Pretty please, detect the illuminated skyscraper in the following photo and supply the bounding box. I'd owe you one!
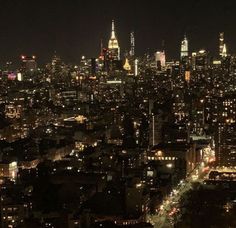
[129,31,135,57]
[21,55,37,72]
[219,32,224,57]
[180,35,188,59]
[222,43,227,57]
[134,59,138,76]
[192,49,208,71]
[123,58,131,71]
[219,33,228,57]
[155,51,166,68]
[108,20,120,60]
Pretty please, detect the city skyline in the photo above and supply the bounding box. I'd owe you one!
[0,0,236,64]
[1,1,236,227]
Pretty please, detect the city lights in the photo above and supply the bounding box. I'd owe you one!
[0,2,235,228]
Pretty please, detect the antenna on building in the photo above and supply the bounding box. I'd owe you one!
[161,40,165,52]
[100,39,103,56]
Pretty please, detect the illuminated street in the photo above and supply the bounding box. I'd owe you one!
[148,144,215,228]
[148,171,201,227]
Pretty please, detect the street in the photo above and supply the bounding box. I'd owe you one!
[148,144,215,227]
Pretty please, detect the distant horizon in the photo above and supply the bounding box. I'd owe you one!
[0,0,235,65]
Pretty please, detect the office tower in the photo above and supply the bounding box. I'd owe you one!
[222,44,227,57]
[219,32,224,57]
[134,59,138,76]
[219,32,228,57]
[217,123,236,166]
[91,58,96,76]
[192,50,208,71]
[21,55,37,72]
[155,51,166,69]
[180,35,188,59]
[149,112,165,146]
[101,48,110,72]
[215,96,236,166]
[129,31,135,57]
[108,20,120,60]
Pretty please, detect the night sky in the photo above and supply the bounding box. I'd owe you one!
[0,0,236,65]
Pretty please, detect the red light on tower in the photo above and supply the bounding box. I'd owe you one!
[21,55,25,60]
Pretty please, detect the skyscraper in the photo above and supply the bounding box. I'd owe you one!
[180,35,188,59]
[219,32,224,57]
[222,43,227,57]
[129,31,135,57]
[155,51,166,69]
[134,59,138,76]
[21,55,37,72]
[123,58,131,71]
[219,32,228,57]
[108,20,120,60]
[192,50,208,71]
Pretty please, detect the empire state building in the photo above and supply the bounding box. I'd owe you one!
[108,20,120,60]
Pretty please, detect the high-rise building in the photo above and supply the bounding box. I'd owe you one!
[219,32,224,57]
[91,58,97,76]
[129,31,135,57]
[180,35,188,59]
[155,51,166,69]
[21,55,37,72]
[215,95,236,166]
[222,43,227,57]
[219,32,227,57]
[192,50,208,71]
[108,20,120,60]
[123,58,131,71]
[134,59,138,76]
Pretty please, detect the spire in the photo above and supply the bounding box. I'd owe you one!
[161,40,165,52]
[99,39,104,60]
[123,58,131,71]
[100,39,103,55]
[222,43,227,57]
[111,20,116,39]
[108,20,120,60]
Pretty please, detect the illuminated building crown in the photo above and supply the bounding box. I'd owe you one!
[181,35,188,58]
[108,20,120,60]
[123,58,131,71]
